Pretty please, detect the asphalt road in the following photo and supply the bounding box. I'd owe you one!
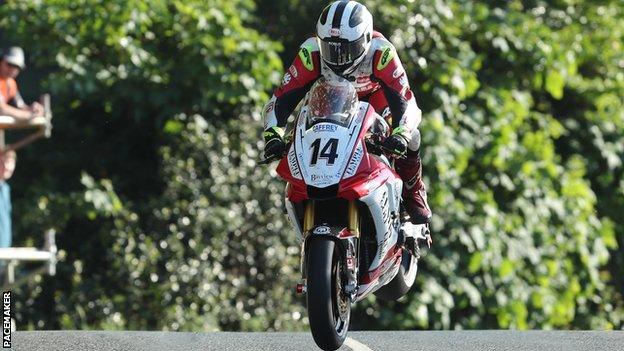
[11,330,624,351]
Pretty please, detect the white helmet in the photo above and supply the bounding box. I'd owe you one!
[316,1,373,76]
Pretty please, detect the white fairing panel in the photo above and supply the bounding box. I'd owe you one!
[343,141,365,179]
[285,196,303,239]
[293,104,368,188]
[287,145,302,180]
[360,172,402,272]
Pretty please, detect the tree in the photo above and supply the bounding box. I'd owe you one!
[1,0,622,331]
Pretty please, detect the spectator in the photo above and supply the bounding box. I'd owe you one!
[0,46,44,120]
[0,149,15,249]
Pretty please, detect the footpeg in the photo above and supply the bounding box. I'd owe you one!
[424,226,432,248]
[400,222,431,258]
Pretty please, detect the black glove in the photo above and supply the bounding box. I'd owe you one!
[263,127,286,160]
[382,132,409,157]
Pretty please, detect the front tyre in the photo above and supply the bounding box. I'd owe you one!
[306,238,350,351]
[374,250,418,301]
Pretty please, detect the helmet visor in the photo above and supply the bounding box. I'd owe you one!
[318,35,367,67]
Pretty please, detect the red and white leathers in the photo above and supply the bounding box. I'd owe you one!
[263,31,431,224]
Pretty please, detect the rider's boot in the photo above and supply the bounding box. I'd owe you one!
[395,149,432,225]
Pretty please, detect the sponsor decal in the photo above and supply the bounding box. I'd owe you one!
[399,74,408,87]
[310,173,336,182]
[282,72,292,85]
[312,124,338,133]
[393,67,403,79]
[313,226,331,235]
[378,190,393,258]
[330,28,342,37]
[376,47,394,71]
[381,107,391,119]
[288,65,298,78]
[264,101,275,115]
[288,147,302,179]
[353,76,375,93]
[355,85,369,93]
[298,46,314,71]
[3,291,10,348]
[394,182,402,205]
[344,143,364,177]
[355,76,372,91]
[346,257,355,269]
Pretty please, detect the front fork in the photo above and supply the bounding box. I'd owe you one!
[298,200,360,300]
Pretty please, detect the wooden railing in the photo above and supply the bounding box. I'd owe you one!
[0,93,56,289]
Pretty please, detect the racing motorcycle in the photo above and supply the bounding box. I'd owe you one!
[263,77,430,350]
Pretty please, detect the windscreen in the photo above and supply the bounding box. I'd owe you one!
[306,77,358,127]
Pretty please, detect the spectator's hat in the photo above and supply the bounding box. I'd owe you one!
[3,46,26,70]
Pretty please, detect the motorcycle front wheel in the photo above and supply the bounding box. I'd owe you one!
[306,237,350,351]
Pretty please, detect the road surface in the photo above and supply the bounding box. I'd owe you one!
[11,330,624,350]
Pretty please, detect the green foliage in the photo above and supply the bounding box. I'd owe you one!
[341,0,624,330]
[0,0,622,332]
[1,0,292,331]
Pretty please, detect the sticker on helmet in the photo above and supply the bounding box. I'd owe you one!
[377,47,395,71]
[330,28,341,37]
[298,46,315,71]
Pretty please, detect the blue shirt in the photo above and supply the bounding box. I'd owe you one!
[0,181,12,248]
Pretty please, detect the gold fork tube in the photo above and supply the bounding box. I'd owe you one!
[348,200,359,237]
[303,201,315,232]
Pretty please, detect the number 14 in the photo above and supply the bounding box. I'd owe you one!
[310,138,339,165]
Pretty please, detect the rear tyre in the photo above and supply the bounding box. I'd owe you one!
[374,250,418,301]
[306,238,350,351]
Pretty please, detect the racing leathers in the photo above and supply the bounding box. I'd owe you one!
[263,31,431,224]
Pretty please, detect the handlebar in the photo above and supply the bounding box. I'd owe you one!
[258,155,281,165]
[259,136,405,166]
[365,134,407,160]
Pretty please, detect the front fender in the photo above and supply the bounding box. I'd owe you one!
[302,225,358,287]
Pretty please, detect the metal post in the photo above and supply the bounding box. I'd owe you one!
[7,260,15,284]
[45,229,57,276]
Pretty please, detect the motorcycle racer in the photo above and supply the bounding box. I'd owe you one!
[262,0,431,225]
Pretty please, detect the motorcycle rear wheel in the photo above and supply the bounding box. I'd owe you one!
[306,238,350,351]
[374,250,418,301]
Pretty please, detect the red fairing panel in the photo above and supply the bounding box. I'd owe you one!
[338,158,398,200]
[276,154,308,202]
[361,244,402,284]
[338,105,401,200]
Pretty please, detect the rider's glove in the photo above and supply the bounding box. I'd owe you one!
[382,127,409,157]
[263,126,286,160]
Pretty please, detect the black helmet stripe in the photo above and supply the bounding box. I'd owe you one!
[349,4,364,27]
[319,4,331,25]
[331,1,348,29]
